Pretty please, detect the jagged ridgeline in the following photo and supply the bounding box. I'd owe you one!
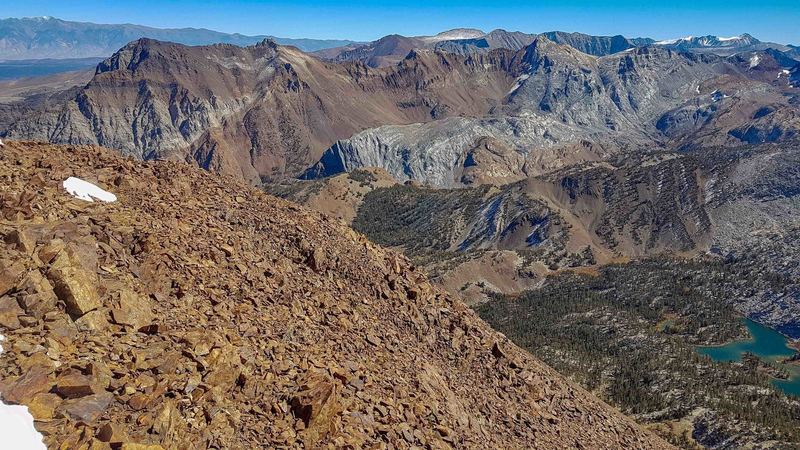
[0,142,671,448]
[4,34,799,188]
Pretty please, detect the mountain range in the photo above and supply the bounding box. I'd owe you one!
[316,28,797,67]
[0,16,357,59]
[0,17,796,74]
[5,34,797,184]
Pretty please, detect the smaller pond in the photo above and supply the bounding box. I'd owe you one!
[696,319,800,397]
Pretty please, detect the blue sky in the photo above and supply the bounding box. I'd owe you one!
[4,0,799,44]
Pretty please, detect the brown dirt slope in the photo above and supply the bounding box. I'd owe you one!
[0,141,670,449]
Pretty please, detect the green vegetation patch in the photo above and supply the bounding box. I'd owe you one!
[476,259,800,447]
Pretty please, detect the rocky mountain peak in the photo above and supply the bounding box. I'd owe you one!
[95,38,157,74]
[737,33,759,43]
[540,31,637,55]
[516,35,595,72]
[254,37,279,50]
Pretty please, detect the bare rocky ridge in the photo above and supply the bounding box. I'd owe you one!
[4,36,799,189]
[319,29,796,66]
[0,141,671,449]
[4,38,516,184]
[306,42,799,187]
[279,141,800,326]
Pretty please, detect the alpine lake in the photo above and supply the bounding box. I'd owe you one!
[697,319,800,397]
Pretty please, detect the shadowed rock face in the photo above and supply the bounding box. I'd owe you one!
[0,141,672,449]
[791,64,800,87]
[539,31,646,56]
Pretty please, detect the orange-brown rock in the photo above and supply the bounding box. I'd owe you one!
[119,444,165,450]
[290,371,342,445]
[28,392,62,420]
[0,259,26,296]
[47,248,101,319]
[0,295,24,329]
[62,392,114,423]
[97,423,130,444]
[5,229,37,254]
[54,369,100,398]
[0,141,672,449]
[0,365,54,404]
[17,270,59,319]
[109,290,153,331]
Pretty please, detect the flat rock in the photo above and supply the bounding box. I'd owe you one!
[62,392,114,423]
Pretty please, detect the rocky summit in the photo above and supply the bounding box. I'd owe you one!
[0,141,670,449]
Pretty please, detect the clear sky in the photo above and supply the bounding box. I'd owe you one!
[4,0,799,45]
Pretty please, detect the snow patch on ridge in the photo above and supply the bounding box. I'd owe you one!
[0,335,47,450]
[62,177,117,203]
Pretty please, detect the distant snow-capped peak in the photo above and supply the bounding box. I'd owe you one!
[655,34,759,48]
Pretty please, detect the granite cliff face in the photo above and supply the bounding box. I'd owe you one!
[0,141,671,449]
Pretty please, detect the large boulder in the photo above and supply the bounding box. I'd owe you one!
[47,248,100,319]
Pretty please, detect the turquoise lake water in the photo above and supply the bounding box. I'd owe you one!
[696,319,800,397]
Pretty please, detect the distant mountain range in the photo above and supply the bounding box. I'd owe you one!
[654,33,793,55]
[2,17,795,63]
[317,28,797,67]
[0,16,357,59]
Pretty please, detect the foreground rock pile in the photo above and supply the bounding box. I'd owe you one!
[0,141,669,448]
